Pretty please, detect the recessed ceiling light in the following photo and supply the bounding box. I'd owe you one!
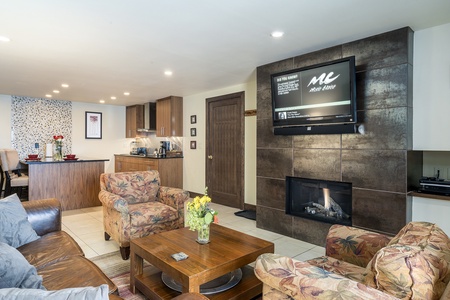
[0,36,11,42]
[164,70,173,76]
[123,92,130,96]
[45,94,52,98]
[99,99,105,104]
[111,96,116,100]
[61,83,69,88]
[53,90,60,93]
[271,31,284,38]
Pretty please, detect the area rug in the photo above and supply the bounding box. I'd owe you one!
[234,210,256,220]
[91,252,148,300]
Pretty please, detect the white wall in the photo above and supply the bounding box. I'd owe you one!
[413,23,450,150]
[183,71,257,205]
[0,95,128,173]
[71,102,128,173]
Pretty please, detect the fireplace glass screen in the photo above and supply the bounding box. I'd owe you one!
[286,176,352,226]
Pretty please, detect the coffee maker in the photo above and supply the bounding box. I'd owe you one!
[159,141,170,157]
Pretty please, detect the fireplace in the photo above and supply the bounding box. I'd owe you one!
[286,177,352,226]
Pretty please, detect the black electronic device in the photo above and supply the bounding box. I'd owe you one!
[417,177,450,196]
[271,56,357,135]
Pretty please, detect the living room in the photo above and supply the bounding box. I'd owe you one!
[1,2,450,299]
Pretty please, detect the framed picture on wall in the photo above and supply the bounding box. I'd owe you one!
[85,111,102,139]
[190,115,197,124]
[190,128,196,137]
[190,141,197,149]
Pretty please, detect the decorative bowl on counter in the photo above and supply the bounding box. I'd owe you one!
[65,154,76,159]
[28,154,39,159]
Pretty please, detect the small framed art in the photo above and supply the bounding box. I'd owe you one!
[85,111,102,139]
[190,141,197,149]
[190,128,197,137]
[190,115,197,124]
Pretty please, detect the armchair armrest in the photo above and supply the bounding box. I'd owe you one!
[325,224,392,267]
[22,198,61,236]
[98,190,129,214]
[158,186,189,216]
[255,253,398,300]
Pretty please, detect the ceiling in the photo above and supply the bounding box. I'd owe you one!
[1,1,449,106]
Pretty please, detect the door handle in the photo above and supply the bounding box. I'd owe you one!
[208,155,213,160]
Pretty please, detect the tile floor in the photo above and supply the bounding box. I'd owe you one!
[62,202,325,261]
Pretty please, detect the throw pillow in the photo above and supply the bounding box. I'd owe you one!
[0,284,109,300]
[0,242,44,289]
[0,193,40,248]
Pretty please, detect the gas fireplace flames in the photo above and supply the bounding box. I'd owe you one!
[304,188,350,220]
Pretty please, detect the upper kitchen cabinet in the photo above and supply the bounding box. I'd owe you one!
[156,96,183,137]
[126,105,144,138]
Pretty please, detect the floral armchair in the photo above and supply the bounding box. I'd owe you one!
[255,222,450,299]
[99,171,189,260]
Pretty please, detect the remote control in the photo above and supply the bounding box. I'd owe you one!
[171,252,189,261]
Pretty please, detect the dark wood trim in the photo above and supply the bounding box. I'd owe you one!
[243,203,256,211]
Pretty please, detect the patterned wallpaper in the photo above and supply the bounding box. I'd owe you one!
[11,96,72,159]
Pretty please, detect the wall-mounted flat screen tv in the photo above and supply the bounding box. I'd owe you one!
[271,56,357,130]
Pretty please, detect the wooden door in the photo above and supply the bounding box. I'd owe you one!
[206,92,244,209]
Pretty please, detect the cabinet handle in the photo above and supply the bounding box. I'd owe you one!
[208,155,213,160]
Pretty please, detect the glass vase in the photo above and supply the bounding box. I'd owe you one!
[54,145,63,161]
[197,223,210,244]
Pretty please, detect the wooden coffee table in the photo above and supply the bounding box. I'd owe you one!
[130,223,274,299]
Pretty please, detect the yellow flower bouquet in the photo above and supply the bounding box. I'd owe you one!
[186,188,218,244]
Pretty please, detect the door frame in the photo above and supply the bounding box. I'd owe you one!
[205,91,245,209]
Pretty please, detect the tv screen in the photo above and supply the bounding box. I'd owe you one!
[271,56,357,128]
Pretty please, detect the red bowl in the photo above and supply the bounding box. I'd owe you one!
[28,154,38,159]
[66,154,76,159]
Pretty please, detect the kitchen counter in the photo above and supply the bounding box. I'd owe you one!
[116,153,183,159]
[21,158,109,210]
[114,154,182,188]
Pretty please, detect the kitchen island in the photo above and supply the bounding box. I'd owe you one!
[21,158,109,211]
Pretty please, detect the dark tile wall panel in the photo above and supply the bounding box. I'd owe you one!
[257,177,285,210]
[256,205,292,237]
[293,134,341,149]
[257,118,292,149]
[256,27,420,246]
[342,150,406,193]
[342,27,413,71]
[292,217,332,247]
[257,148,293,179]
[352,189,407,234]
[342,107,408,150]
[293,149,342,181]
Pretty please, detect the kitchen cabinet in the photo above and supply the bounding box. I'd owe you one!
[156,96,183,137]
[115,155,183,188]
[126,105,144,138]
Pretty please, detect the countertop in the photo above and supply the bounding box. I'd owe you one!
[21,158,110,164]
[115,154,183,159]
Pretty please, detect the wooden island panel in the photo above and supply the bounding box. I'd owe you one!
[27,160,105,210]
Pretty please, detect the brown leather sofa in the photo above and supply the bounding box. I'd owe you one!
[18,198,122,299]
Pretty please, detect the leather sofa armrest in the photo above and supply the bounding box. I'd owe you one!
[22,198,61,236]
[325,224,392,267]
[254,253,398,300]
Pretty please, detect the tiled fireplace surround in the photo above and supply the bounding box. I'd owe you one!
[256,27,423,246]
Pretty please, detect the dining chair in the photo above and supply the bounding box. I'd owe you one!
[0,149,29,199]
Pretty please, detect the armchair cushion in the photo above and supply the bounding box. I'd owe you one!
[128,202,178,227]
[255,253,397,300]
[0,194,40,248]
